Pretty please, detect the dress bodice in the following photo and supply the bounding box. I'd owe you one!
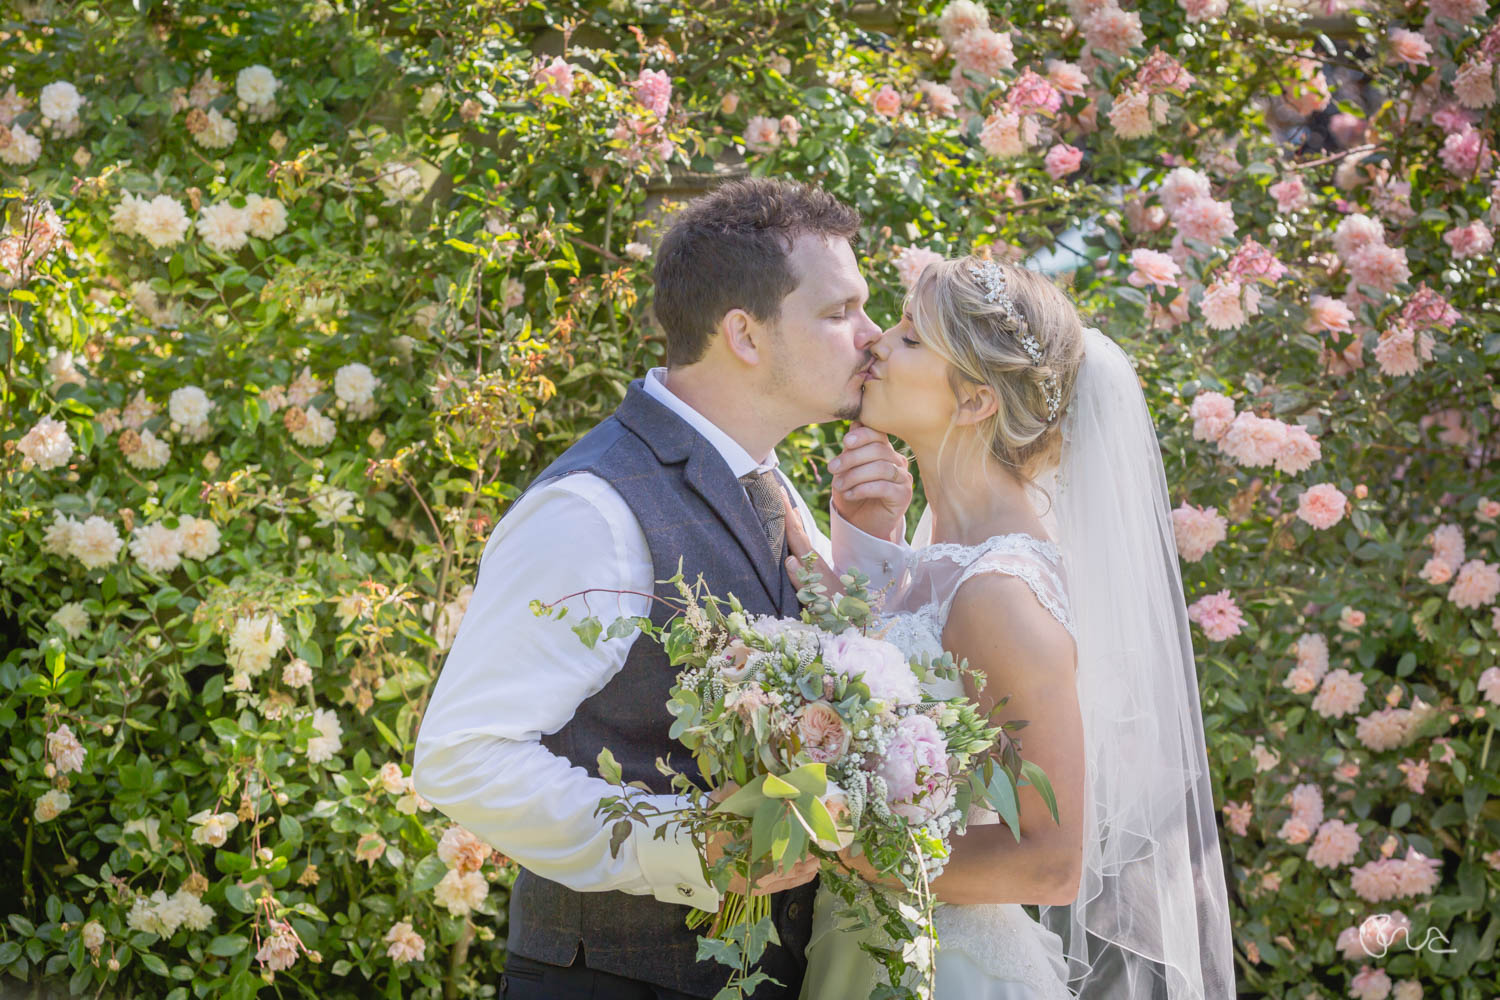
[869,532,1077,701]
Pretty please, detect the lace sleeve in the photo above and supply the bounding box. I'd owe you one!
[939,549,1077,642]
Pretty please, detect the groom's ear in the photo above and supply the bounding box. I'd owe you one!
[720,307,763,367]
[954,383,998,426]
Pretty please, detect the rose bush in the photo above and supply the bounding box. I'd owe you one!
[0,0,1496,997]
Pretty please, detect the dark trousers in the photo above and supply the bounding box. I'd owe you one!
[501,947,704,1000]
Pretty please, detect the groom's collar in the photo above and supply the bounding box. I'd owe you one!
[640,367,778,478]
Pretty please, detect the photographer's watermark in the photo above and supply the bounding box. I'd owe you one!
[1357,914,1456,957]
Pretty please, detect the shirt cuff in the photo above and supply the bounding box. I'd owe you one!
[635,800,721,913]
[830,505,909,595]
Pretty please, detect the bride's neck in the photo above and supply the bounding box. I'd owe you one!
[912,444,1043,547]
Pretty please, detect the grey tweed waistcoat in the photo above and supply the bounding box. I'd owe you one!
[505,379,817,999]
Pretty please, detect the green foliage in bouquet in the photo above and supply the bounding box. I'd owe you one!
[543,555,1055,999]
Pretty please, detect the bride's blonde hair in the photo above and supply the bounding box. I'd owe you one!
[909,255,1086,486]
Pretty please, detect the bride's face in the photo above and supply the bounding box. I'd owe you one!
[858,292,966,446]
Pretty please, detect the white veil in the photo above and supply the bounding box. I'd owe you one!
[1029,326,1237,999]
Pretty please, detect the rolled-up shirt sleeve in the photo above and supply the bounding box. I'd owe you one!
[412,473,719,911]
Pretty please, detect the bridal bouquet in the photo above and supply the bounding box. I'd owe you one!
[536,561,1055,1000]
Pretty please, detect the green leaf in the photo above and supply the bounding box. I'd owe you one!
[1020,760,1060,824]
[597,747,623,785]
[751,798,782,861]
[411,854,448,893]
[776,762,828,798]
[985,769,1022,842]
[761,773,800,799]
[207,934,248,956]
[572,616,603,649]
[371,715,403,754]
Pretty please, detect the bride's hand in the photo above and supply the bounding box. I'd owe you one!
[779,487,839,594]
[829,422,912,543]
[706,782,820,895]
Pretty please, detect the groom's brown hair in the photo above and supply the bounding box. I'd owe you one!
[652,178,861,366]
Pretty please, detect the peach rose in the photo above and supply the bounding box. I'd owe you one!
[796,701,851,764]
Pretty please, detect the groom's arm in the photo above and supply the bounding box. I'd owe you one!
[412,474,719,911]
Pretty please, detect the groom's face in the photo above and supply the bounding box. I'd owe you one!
[762,232,881,423]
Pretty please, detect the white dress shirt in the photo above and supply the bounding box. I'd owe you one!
[413,368,897,913]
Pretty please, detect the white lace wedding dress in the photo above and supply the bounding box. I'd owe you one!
[800,531,1079,1000]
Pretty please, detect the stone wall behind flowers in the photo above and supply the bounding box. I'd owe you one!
[1,0,1497,997]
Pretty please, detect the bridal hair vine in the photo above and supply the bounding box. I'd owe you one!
[967,258,1062,422]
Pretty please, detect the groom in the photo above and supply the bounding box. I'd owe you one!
[413,178,912,998]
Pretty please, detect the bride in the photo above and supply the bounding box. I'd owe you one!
[784,256,1237,999]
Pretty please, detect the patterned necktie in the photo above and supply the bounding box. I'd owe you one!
[738,469,787,562]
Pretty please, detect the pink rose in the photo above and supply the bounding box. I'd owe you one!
[1401,283,1460,330]
[872,84,902,118]
[1373,324,1434,378]
[1269,175,1309,212]
[1187,590,1246,641]
[1440,127,1493,177]
[1390,27,1433,65]
[1477,497,1500,522]
[1341,606,1367,630]
[1108,88,1155,139]
[1083,6,1145,56]
[743,115,781,153]
[1307,294,1355,335]
[952,28,1015,79]
[1297,483,1347,530]
[1007,69,1062,116]
[1200,279,1247,330]
[1283,58,1330,115]
[1449,559,1500,609]
[1045,59,1089,98]
[1189,390,1235,442]
[1348,243,1411,293]
[878,713,954,823]
[720,92,739,114]
[1454,58,1497,109]
[1044,143,1084,179]
[796,701,851,764]
[632,69,672,116]
[1333,213,1386,261]
[779,115,801,145]
[1275,424,1322,475]
[918,80,959,116]
[1443,220,1494,259]
[1127,248,1179,292]
[1419,557,1454,585]
[1225,237,1285,284]
[1171,196,1237,245]
[821,630,921,704]
[1171,503,1227,562]
[1220,412,1288,467]
[534,57,576,98]
[1179,0,1228,21]
[894,246,943,290]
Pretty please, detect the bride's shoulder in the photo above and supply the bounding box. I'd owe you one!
[942,572,1077,678]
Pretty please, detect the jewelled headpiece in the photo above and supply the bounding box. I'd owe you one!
[967,258,1061,422]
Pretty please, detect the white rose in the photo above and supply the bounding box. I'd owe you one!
[40,81,84,122]
[236,65,280,106]
[168,386,214,427]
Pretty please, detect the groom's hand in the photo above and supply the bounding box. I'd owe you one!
[829,422,911,543]
[779,487,840,597]
[707,784,820,896]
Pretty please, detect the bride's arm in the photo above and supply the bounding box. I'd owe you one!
[930,573,1086,907]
